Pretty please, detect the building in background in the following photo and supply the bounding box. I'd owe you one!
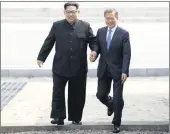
[1,2,169,77]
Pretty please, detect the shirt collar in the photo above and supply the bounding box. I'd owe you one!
[108,24,118,32]
[65,19,79,29]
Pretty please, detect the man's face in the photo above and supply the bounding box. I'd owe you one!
[105,12,118,29]
[64,6,79,24]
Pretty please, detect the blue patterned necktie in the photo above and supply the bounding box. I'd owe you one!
[107,29,112,50]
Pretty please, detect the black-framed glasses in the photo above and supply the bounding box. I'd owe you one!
[65,10,78,14]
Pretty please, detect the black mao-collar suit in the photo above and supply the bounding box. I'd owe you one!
[37,19,98,122]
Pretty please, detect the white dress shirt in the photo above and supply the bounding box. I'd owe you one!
[106,25,118,41]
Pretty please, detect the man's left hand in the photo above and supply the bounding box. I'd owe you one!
[89,51,97,62]
[121,73,127,84]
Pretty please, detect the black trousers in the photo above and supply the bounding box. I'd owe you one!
[96,65,124,126]
[50,73,87,121]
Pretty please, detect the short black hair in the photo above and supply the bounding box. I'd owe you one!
[64,2,79,10]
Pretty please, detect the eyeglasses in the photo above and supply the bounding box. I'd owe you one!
[65,10,78,14]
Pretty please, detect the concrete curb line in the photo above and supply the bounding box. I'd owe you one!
[1,68,169,77]
[1,122,169,133]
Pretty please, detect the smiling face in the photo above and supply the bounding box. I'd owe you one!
[64,5,79,24]
[104,9,118,29]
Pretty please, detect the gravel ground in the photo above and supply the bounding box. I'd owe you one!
[6,130,169,134]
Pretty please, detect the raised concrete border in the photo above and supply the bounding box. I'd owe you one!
[1,68,169,77]
[1,121,169,133]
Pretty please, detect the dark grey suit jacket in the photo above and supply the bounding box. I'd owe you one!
[96,26,131,80]
[37,19,98,77]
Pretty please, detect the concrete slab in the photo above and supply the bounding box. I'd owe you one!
[1,123,169,133]
[1,68,169,77]
[1,77,169,133]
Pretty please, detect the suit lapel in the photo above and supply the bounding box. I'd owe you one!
[109,26,120,49]
[107,27,120,52]
[102,27,108,53]
[102,26,120,53]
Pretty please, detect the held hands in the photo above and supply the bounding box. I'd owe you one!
[37,60,43,68]
[89,51,97,62]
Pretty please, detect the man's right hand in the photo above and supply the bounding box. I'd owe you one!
[37,60,43,68]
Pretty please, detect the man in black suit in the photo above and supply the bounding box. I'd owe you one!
[37,2,98,125]
[90,8,131,133]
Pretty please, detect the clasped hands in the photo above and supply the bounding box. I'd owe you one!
[89,51,97,62]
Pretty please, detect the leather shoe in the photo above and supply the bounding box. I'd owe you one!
[112,125,120,133]
[51,118,64,125]
[72,120,82,125]
[107,107,114,116]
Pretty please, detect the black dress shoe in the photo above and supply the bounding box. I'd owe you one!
[112,125,120,133]
[107,107,114,116]
[51,118,64,125]
[72,121,82,125]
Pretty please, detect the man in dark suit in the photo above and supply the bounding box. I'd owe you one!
[37,2,98,125]
[90,8,131,133]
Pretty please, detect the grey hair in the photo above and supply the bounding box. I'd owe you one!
[104,8,118,19]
